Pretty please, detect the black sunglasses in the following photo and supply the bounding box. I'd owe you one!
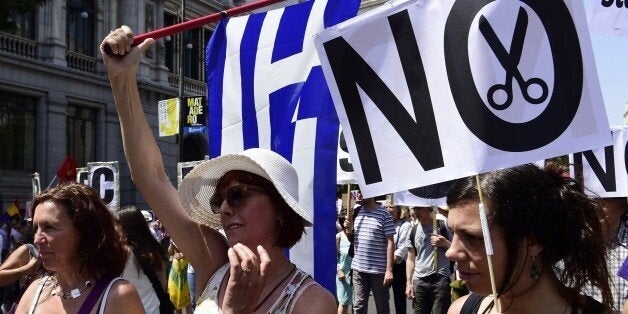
[209,184,268,214]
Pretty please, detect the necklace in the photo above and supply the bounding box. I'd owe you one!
[52,278,92,300]
[253,263,296,311]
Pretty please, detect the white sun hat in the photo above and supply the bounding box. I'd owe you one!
[178,148,312,229]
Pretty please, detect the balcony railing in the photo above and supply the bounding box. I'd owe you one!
[66,51,97,74]
[168,73,207,95]
[0,32,37,59]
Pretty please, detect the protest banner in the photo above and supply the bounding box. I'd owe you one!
[315,0,611,197]
[588,0,628,36]
[571,126,628,197]
[87,162,120,211]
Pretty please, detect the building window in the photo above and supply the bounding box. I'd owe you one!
[183,28,200,80]
[66,0,95,56]
[0,92,37,171]
[164,12,178,73]
[7,12,36,39]
[66,105,96,167]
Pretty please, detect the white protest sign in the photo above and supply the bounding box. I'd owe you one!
[31,172,41,197]
[570,126,628,197]
[315,0,611,197]
[177,160,205,187]
[76,167,89,185]
[337,129,357,184]
[393,180,455,207]
[87,162,119,211]
[588,0,628,36]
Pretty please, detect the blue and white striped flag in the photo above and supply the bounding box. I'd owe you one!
[206,0,359,292]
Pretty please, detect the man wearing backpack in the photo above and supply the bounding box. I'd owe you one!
[405,206,452,314]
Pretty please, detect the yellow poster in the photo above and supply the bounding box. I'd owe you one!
[158,98,179,137]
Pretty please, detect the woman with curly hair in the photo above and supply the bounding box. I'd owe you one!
[15,183,143,313]
[446,163,612,313]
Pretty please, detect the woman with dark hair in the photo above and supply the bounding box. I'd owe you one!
[446,163,612,313]
[15,183,144,313]
[100,26,336,313]
[116,206,169,314]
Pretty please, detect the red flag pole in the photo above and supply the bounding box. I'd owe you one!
[103,0,287,55]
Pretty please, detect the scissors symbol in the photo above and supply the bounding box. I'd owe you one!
[479,7,548,110]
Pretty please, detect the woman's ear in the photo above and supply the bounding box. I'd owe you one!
[527,237,543,257]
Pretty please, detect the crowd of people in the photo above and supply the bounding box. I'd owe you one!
[0,25,625,314]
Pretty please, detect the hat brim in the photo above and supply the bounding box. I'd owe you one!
[179,154,313,229]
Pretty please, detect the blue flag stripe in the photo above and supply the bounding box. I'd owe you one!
[207,22,228,158]
[241,14,266,150]
[271,0,314,63]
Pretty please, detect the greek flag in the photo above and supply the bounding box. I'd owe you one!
[206,0,360,292]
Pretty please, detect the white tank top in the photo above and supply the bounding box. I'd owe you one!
[195,263,315,313]
[28,276,123,314]
[122,253,160,314]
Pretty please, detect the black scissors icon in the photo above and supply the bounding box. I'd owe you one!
[479,7,548,110]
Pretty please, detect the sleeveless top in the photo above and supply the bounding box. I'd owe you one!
[122,253,160,314]
[28,276,123,314]
[337,232,352,277]
[460,293,605,314]
[196,263,315,313]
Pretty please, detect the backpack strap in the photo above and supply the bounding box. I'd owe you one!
[409,224,418,253]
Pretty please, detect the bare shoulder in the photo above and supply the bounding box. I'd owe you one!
[448,295,470,314]
[448,294,492,314]
[16,276,48,313]
[291,279,336,314]
[104,279,144,314]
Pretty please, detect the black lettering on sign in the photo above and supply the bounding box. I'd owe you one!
[78,171,89,186]
[181,165,196,180]
[91,167,114,204]
[444,0,583,151]
[339,130,354,172]
[602,0,628,8]
[625,139,628,174]
[408,180,456,199]
[573,145,616,192]
[323,10,443,185]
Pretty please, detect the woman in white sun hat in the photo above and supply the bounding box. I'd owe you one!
[100,26,336,313]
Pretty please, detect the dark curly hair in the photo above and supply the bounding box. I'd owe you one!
[447,163,612,309]
[30,183,128,279]
[214,170,305,248]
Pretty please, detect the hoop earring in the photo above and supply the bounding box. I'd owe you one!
[530,256,541,280]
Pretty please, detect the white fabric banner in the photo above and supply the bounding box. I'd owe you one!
[337,128,357,184]
[588,0,628,36]
[315,0,612,197]
[570,126,628,197]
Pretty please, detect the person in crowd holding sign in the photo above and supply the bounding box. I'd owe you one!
[115,206,172,314]
[336,211,353,314]
[100,26,336,313]
[15,183,144,313]
[405,206,452,314]
[350,197,395,313]
[446,163,612,313]
[585,197,627,312]
[387,204,412,314]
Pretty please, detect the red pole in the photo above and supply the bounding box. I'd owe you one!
[103,0,287,55]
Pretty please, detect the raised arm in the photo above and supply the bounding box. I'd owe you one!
[99,26,228,288]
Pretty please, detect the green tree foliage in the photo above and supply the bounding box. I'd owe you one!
[0,0,51,32]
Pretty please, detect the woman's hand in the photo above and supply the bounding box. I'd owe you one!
[337,269,346,281]
[222,244,271,314]
[99,26,154,80]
